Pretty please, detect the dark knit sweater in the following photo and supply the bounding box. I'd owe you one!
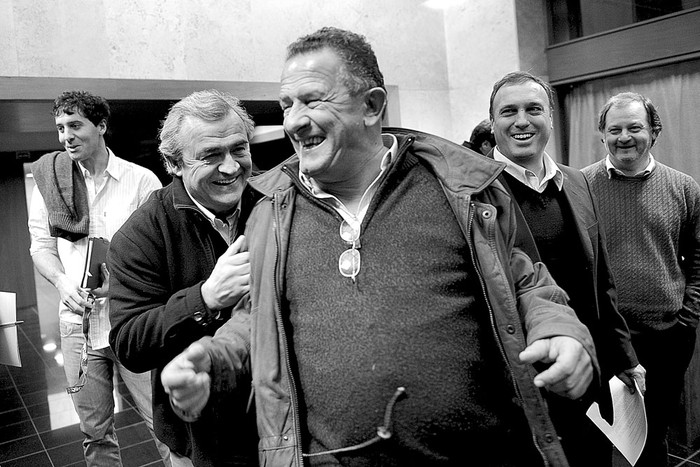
[284,154,533,466]
[583,160,700,331]
[502,173,588,318]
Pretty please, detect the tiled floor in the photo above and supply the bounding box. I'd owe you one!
[1,300,165,467]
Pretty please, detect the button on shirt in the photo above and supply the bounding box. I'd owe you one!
[28,149,162,349]
[494,148,564,193]
[299,134,398,231]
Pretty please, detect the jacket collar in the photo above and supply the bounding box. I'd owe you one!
[170,176,197,209]
[249,127,505,197]
[170,175,260,233]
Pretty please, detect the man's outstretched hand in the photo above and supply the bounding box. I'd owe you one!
[161,342,212,418]
[519,336,593,399]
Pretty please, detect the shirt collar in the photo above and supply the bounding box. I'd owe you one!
[298,134,398,223]
[494,147,564,192]
[183,182,241,227]
[605,154,656,179]
[77,148,121,181]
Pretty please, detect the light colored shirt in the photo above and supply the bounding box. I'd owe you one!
[299,134,398,235]
[494,148,564,193]
[605,153,656,178]
[28,149,162,349]
[184,184,241,246]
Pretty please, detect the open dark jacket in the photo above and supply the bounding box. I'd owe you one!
[492,154,638,412]
[108,176,259,466]
[198,129,599,467]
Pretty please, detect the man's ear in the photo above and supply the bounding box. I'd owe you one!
[364,87,387,126]
[172,161,183,177]
[650,131,660,148]
[98,120,107,136]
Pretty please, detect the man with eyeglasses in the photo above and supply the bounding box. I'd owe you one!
[583,92,700,467]
[28,90,169,466]
[162,28,599,466]
[108,90,259,466]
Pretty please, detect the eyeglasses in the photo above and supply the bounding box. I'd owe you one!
[339,219,361,281]
[66,295,94,394]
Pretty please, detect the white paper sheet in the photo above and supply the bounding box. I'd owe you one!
[586,376,647,466]
[0,291,22,367]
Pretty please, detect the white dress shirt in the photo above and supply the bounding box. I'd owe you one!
[28,149,162,349]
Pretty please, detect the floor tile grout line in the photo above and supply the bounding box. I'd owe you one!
[0,449,54,466]
[670,451,700,467]
[9,363,58,467]
[121,438,164,467]
[17,306,58,374]
[140,460,165,467]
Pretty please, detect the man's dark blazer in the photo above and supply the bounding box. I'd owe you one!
[489,152,638,392]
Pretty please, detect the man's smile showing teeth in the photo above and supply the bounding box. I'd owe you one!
[213,176,237,186]
[512,133,534,140]
[301,136,325,149]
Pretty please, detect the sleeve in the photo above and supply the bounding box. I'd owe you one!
[28,186,58,257]
[205,300,252,394]
[511,248,596,360]
[679,178,700,328]
[108,212,223,373]
[138,171,163,206]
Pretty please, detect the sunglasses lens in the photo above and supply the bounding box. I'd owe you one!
[339,220,359,243]
[339,248,361,278]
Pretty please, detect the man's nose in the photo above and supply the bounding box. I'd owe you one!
[283,104,311,137]
[219,153,240,173]
[619,130,633,141]
[514,110,529,127]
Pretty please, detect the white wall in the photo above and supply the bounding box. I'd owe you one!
[0,0,521,143]
[443,0,520,143]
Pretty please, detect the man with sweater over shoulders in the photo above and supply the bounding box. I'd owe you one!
[161,28,600,467]
[28,90,170,466]
[582,92,700,467]
[488,71,643,467]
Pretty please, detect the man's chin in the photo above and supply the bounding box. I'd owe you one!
[510,151,541,163]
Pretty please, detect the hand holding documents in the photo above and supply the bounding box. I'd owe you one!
[586,376,647,466]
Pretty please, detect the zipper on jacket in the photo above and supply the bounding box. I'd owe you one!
[465,201,550,466]
[272,192,305,466]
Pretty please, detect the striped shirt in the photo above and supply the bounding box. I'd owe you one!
[28,149,162,349]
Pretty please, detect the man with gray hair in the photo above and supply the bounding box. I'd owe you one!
[108,89,258,466]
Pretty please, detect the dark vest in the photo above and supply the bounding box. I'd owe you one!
[502,172,589,321]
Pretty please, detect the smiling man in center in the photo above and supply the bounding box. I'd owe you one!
[488,71,643,467]
[162,29,600,466]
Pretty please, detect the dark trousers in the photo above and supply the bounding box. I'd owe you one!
[631,323,698,467]
[549,395,613,467]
